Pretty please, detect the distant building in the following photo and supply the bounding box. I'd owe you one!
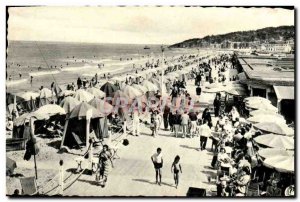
[261,41,292,53]
[237,56,294,122]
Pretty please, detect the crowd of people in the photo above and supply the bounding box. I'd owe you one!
[6,51,294,196]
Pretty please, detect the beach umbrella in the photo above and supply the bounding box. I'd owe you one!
[206,83,225,89]
[203,86,225,93]
[246,101,278,112]
[112,90,130,120]
[88,97,113,115]
[148,78,160,88]
[86,87,106,99]
[14,112,50,127]
[73,89,94,102]
[247,114,286,124]
[254,122,294,136]
[39,88,53,98]
[244,96,271,103]
[254,134,294,149]
[167,72,180,78]
[258,148,294,159]
[110,76,124,82]
[132,84,148,94]
[122,85,143,99]
[142,80,159,92]
[59,97,80,114]
[18,91,39,101]
[100,82,118,98]
[250,109,283,117]
[69,102,103,119]
[225,88,247,96]
[59,90,75,97]
[35,104,66,116]
[263,155,294,173]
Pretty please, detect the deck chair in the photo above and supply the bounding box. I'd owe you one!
[20,177,38,195]
[246,182,260,196]
[72,132,84,149]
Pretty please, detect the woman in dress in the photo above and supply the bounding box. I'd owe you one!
[97,145,114,187]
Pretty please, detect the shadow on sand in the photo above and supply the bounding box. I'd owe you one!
[132,179,175,188]
[180,144,199,151]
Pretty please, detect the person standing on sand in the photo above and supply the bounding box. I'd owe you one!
[77,77,82,89]
[30,76,33,85]
[181,111,189,138]
[151,148,163,185]
[171,155,182,189]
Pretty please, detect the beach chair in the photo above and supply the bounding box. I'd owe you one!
[20,177,38,195]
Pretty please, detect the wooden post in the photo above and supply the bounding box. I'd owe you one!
[277,99,281,114]
[86,109,92,147]
[161,47,165,95]
[30,118,38,180]
[89,138,93,171]
[123,120,127,135]
[59,160,64,196]
[60,119,69,149]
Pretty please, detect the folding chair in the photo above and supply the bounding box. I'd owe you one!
[20,177,38,195]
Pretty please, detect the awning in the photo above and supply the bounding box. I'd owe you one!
[273,85,294,100]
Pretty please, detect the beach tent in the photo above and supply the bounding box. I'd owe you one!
[12,112,49,141]
[73,89,94,102]
[100,82,118,98]
[60,102,107,149]
[17,92,40,112]
[59,97,80,114]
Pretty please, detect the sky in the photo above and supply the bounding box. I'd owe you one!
[7,7,294,45]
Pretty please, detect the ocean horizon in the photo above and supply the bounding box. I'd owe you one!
[6,40,202,93]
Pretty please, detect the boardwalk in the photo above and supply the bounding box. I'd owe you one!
[63,80,218,197]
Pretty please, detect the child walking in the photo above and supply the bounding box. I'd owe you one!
[171,155,182,189]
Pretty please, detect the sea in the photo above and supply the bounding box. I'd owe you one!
[6,40,203,93]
